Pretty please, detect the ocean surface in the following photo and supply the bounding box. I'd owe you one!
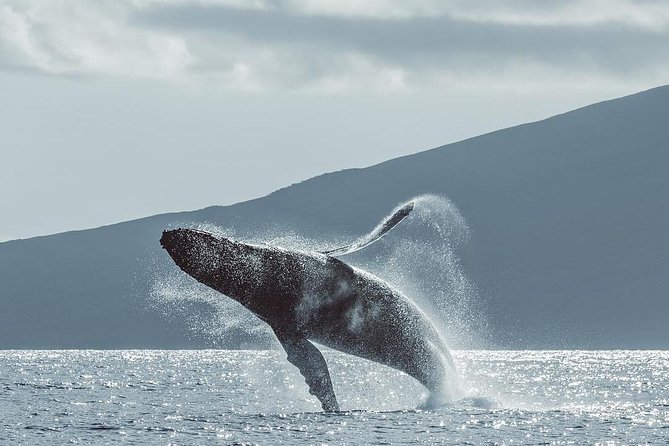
[1,350,667,445]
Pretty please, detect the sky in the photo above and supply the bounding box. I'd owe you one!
[1,0,668,241]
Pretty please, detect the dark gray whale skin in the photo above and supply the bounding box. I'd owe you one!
[160,228,455,411]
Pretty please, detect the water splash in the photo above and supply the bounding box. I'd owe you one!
[349,195,487,349]
[148,271,274,347]
[146,194,489,409]
[147,225,274,347]
[148,194,486,350]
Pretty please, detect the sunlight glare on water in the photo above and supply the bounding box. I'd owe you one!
[1,350,668,445]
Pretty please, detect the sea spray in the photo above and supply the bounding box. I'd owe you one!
[145,194,488,408]
[347,195,486,349]
[150,195,484,348]
[147,195,486,350]
[147,224,274,347]
[149,272,274,346]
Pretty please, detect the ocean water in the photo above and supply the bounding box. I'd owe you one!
[1,350,667,445]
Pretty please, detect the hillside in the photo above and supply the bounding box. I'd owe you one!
[1,86,668,349]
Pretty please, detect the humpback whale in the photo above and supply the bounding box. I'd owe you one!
[160,201,456,411]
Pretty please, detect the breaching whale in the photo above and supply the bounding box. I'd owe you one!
[160,201,456,411]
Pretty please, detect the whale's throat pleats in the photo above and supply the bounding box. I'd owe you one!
[209,241,267,303]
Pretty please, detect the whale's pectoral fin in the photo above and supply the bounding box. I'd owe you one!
[320,200,414,256]
[274,331,339,412]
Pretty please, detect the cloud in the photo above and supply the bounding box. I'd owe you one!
[0,1,192,78]
[1,0,668,92]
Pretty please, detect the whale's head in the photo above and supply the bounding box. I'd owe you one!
[160,228,229,277]
[161,226,214,255]
[160,228,261,302]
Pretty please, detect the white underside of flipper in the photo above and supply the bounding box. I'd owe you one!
[320,201,415,256]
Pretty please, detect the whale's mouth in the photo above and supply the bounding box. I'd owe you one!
[160,229,197,260]
[161,228,209,249]
[160,229,222,284]
[159,230,170,249]
[160,228,225,268]
[160,229,183,253]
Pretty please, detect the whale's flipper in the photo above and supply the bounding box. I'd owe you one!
[321,200,415,256]
[275,331,339,412]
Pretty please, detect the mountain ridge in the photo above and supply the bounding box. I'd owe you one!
[8,86,663,245]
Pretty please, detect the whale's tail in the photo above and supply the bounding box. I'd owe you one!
[320,200,415,256]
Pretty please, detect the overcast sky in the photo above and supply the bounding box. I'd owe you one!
[1,0,668,241]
